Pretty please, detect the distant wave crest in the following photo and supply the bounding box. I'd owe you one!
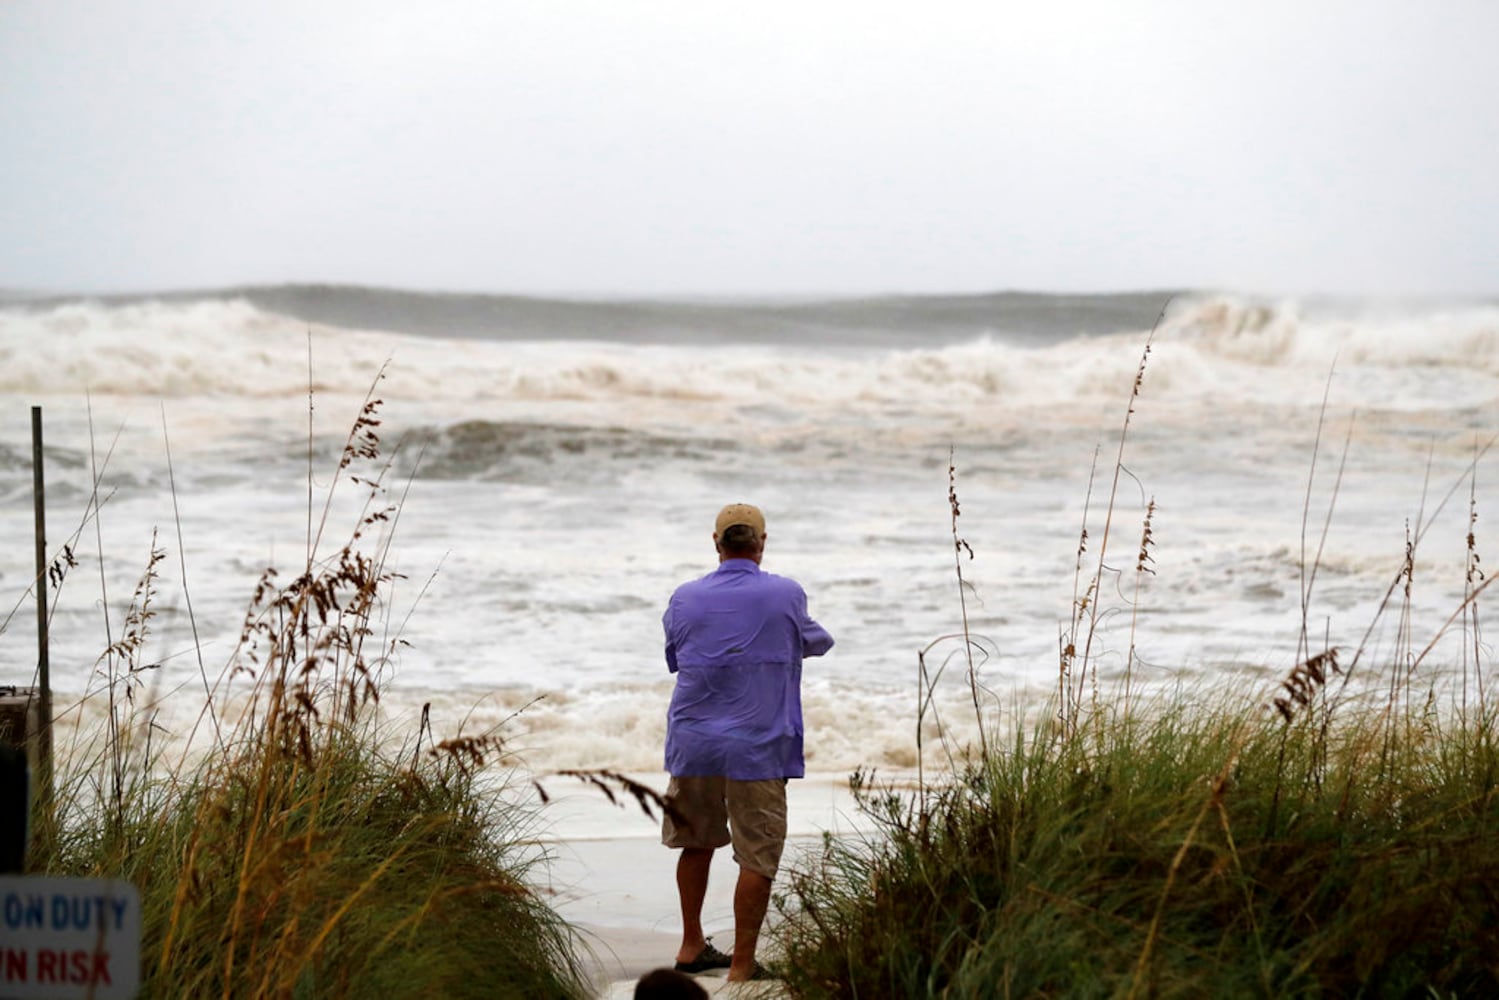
[0,297,405,396]
[3,290,1496,416]
[1161,295,1499,370]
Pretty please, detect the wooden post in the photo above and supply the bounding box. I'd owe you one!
[0,745,25,872]
[32,405,53,822]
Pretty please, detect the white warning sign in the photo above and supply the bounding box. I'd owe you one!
[0,877,140,999]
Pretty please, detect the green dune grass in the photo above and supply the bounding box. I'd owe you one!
[771,335,1498,998]
[24,385,591,998]
[774,689,1499,998]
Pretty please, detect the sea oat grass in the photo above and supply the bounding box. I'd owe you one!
[775,688,1499,998]
[24,386,590,998]
[35,716,589,998]
[772,330,1494,997]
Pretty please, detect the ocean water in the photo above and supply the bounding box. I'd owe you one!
[1,287,1495,776]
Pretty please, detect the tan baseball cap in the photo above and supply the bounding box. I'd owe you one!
[714,502,766,539]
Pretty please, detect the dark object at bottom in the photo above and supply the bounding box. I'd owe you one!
[636,967,710,999]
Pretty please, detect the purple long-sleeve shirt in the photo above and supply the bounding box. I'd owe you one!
[663,559,834,780]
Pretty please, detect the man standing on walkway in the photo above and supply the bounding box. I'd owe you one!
[661,503,835,983]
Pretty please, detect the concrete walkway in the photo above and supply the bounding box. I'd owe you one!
[538,774,873,1000]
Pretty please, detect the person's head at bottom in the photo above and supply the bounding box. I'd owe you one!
[635,967,710,999]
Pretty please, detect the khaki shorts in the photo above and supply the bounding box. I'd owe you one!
[661,775,788,880]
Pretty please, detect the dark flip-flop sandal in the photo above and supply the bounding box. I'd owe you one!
[725,961,778,982]
[673,940,733,974]
[745,961,777,980]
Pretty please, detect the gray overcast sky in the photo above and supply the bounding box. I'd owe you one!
[3,1,1496,297]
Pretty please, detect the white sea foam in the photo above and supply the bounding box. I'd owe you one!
[6,294,1497,411]
[1,290,1495,777]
